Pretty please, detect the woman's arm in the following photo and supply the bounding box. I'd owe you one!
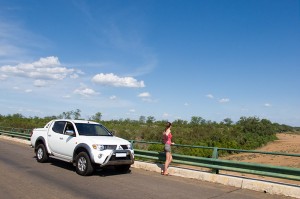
[165,128,171,135]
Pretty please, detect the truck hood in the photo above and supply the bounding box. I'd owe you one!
[83,136,130,145]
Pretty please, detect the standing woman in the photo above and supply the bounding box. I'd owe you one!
[162,122,175,176]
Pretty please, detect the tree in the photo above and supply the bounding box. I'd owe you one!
[190,116,205,125]
[91,112,102,122]
[139,116,146,123]
[59,111,72,119]
[223,118,233,125]
[173,119,188,126]
[12,113,24,118]
[58,109,81,119]
[73,109,81,119]
[146,116,155,124]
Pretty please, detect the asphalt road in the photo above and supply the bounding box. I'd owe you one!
[0,138,293,199]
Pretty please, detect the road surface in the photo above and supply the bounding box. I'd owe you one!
[0,138,293,199]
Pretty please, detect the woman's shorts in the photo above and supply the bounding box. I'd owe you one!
[164,144,171,152]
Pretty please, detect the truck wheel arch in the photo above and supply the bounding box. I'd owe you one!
[73,144,94,164]
[34,137,47,152]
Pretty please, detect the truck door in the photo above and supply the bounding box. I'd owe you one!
[60,121,78,158]
[48,121,66,155]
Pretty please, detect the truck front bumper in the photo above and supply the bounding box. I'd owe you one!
[92,149,134,166]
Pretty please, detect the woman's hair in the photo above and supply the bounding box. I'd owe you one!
[165,122,172,131]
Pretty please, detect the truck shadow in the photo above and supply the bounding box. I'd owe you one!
[33,156,131,177]
[95,166,132,177]
[48,158,76,172]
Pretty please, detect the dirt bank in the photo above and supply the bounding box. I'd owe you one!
[222,133,300,168]
[219,133,300,185]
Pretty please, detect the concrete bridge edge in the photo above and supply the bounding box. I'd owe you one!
[132,161,300,198]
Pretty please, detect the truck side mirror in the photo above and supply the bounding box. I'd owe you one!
[65,130,75,136]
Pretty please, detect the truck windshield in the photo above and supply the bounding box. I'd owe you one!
[75,123,112,136]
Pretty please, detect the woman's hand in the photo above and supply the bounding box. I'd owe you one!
[171,142,175,145]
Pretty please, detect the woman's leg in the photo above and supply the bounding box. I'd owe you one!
[164,152,171,174]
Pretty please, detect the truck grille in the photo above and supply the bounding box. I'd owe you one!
[105,145,117,150]
[110,154,131,161]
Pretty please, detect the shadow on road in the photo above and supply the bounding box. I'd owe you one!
[32,155,131,177]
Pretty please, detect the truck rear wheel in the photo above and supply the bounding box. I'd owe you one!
[75,152,94,176]
[36,144,49,163]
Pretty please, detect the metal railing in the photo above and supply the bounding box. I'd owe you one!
[1,127,300,181]
[131,140,300,181]
[0,126,31,140]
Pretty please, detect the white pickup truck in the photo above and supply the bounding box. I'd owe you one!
[30,119,134,176]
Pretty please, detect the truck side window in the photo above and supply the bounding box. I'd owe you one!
[64,122,75,135]
[52,121,66,134]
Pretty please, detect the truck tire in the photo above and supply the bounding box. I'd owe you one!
[115,165,131,173]
[75,152,94,176]
[36,144,49,163]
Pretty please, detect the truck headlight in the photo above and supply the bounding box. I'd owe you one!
[127,144,132,150]
[92,144,105,151]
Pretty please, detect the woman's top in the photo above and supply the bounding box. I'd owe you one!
[163,132,172,145]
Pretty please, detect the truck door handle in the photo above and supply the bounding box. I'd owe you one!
[60,137,63,140]
[48,135,51,137]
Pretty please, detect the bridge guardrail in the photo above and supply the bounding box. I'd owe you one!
[130,140,300,181]
[0,126,31,140]
[1,127,299,181]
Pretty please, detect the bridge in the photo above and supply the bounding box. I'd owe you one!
[0,128,299,198]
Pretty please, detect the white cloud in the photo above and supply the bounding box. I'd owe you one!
[0,44,23,57]
[63,95,71,99]
[109,95,117,100]
[163,113,170,118]
[184,102,189,106]
[74,87,99,97]
[25,89,32,93]
[129,109,136,113]
[264,103,272,107]
[34,80,47,87]
[138,92,151,98]
[32,56,60,67]
[0,56,78,81]
[138,92,155,102]
[0,74,7,80]
[0,20,28,57]
[16,107,42,114]
[70,74,79,79]
[219,98,230,103]
[92,73,145,88]
[206,94,214,99]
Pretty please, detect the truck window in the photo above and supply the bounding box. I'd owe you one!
[64,122,75,135]
[75,123,112,136]
[52,121,66,134]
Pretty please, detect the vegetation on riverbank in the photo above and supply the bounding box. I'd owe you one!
[0,110,298,157]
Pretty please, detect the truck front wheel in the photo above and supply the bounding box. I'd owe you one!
[75,152,94,176]
[36,144,49,163]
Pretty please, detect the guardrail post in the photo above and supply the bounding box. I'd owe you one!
[212,147,219,174]
[11,128,14,138]
[131,140,134,149]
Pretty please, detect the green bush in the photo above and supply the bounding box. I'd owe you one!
[0,113,296,158]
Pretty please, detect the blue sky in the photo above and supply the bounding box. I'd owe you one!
[0,0,299,126]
